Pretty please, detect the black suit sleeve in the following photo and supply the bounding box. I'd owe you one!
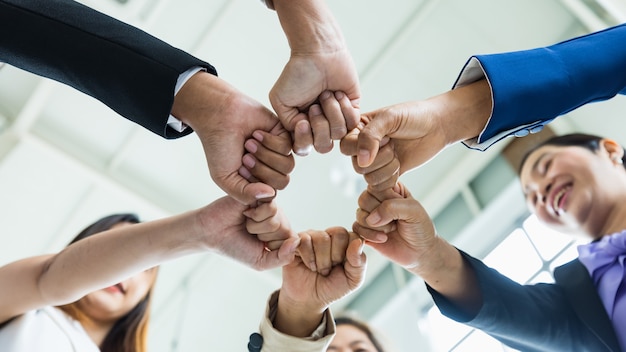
[0,0,216,138]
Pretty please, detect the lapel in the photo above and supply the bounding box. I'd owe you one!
[553,259,621,352]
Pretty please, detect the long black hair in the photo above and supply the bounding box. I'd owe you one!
[519,133,626,174]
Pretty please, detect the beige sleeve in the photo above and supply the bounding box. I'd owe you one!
[259,291,336,352]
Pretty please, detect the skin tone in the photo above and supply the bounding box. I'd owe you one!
[0,196,299,333]
[172,0,360,204]
[274,228,366,338]
[353,184,482,316]
[340,79,492,178]
[519,139,626,240]
[351,135,626,321]
[327,324,378,352]
[270,0,361,156]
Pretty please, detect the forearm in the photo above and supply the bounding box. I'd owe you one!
[432,79,492,146]
[272,0,345,53]
[409,238,482,316]
[39,209,206,304]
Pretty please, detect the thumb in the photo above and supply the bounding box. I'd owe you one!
[219,171,277,205]
[366,197,418,227]
[357,111,395,168]
[344,237,367,288]
[256,236,300,271]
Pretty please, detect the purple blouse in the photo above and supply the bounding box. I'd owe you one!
[577,230,626,351]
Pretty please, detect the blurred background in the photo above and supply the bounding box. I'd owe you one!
[1,0,625,350]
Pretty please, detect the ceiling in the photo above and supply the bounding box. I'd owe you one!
[1,0,625,351]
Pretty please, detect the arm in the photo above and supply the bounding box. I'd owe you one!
[0,0,289,205]
[347,23,626,171]
[463,23,626,150]
[0,197,298,324]
[268,0,360,155]
[353,184,482,315]
[355,185,606,351]
[0,0,213,139]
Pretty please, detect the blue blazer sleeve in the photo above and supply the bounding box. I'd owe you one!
[457,23,626,150]
[427,251,617,352]
[0,0,216,139]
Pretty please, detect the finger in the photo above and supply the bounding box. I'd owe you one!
[253,129,293,157]
[238,164,258,183]
[310,230,332,276]
[339,126,360,156]
[355,207,395,233]
[274,105,308,132]
[352,221,388,243]
[352,143,395,175]
[245,136,295,174]
[336,91,360,132]
[319,91,348,140]
[293,120,314,156]
[309,104,333,154]
[357,188,383,213]
[242,145,293,190]
[255,236,300,271]
[296,231,316,272]
[243,200,277,222]
[366,195,420,228]
[326,227,350,266]
[219,172,276,205]
[363,160,400,192]
[344,236,367,289]
[264,239,284,251]
[357,111,396,167]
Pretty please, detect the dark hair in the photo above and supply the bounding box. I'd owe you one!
[334,316,386,352]
[518,133,626,174]
[58,213,156,352]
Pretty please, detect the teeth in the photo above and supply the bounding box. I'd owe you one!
[552,187,569,213]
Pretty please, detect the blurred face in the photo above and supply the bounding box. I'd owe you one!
[327,324,378,352]
[75,223,157,323]
[519,141,625,239]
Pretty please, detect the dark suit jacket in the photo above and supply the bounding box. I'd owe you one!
[0,0,215,138]
[428,251,621,351]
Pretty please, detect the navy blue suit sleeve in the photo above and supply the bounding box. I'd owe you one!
[0,0,216,139]
[427,250,613,351]
[461,23,626,150]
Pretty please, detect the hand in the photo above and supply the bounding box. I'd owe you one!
[353,184,437,270]
[340,119,400,192]
[269,0,360,156]
[353,184,482,313]
[244,199,294,251]
[172,71,287,205]
[239,126,295,191]
[344,79,492,172]
[197,196,298,270]
[273,227,366,337]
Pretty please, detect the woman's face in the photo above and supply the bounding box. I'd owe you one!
[327,324,378,352]
[519,141,625,239]
[76,223,157,323]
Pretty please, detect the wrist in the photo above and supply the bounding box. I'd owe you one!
[273,0,345,53]
[274,289,326,337]
[434,79,492,145]
[171,71,237,135]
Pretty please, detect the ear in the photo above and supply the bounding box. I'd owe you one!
[600,138,624,163]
